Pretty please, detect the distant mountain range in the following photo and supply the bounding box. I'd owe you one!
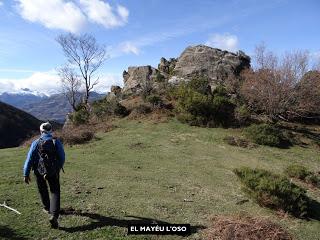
[0,91,106,123]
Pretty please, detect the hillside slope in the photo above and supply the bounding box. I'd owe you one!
[0,119,319,239]
[0,101,41,148]
[0,92,106,123]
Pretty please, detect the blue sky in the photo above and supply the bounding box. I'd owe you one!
[0,0,319,95]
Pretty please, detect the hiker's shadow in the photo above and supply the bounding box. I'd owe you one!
[59,208,205,235]
[309,199,320,221]
[0,225,28,240]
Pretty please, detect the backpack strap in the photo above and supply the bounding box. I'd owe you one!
[52,138,65,173]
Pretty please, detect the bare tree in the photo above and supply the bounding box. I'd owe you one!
[253,42,278,70]
[294,70,320,118]
[58,66,82,111]
[57,33,106,106]
[281,50,309,85]
[241,44,310,121]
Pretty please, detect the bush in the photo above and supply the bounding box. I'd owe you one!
[155,72,165,82]
[285,164,320,188]
[235,105,251,126]
[305,174,320,188]
[188,77,210,95]
[69,108,90,125]
[92,99,129,118]
[244,124,285,147]
[234,167,310,218]
[58,129,94,145]
[284,165,311,180]
[212,96,235,126]
[212,85,228,97]
[174,84,235,127]
[135,104,152,114]
[146,95,163,107]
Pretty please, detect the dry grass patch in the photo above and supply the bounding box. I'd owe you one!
[203,215,293,240]
[223,136,255,148]
[22,121,114,146]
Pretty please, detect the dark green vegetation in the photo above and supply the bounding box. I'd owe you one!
[0,101,41,148]
[171,78,235,127]
[234,167,310,218]
[285,165,312,180]
[92,99,129,120]
[1,119,320,239]
[244,124,288,147]
[285,164,320,188]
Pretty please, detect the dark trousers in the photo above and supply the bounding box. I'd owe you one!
[35,173,60,218]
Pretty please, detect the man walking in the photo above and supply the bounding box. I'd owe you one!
[23,122,65,229]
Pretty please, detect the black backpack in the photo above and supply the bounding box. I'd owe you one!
[37,138,58,178]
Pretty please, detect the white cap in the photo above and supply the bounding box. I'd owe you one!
[40,122,52,133]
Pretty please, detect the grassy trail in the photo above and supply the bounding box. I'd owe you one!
[1,119,320,239]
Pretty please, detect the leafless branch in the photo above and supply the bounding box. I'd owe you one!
[57,33,106,106]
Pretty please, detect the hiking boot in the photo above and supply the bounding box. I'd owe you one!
[49,216,59,229]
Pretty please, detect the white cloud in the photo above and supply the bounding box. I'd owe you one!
[118,41,140,55]
[311,51,320,60]
[15,0,129,33]
[93,73,123,93]
[205,33,239,52]
[0,1,3,7]
[0,70,122,95]
[16,0,87,33]
[80,0,129,28]
[117,5,129,21]
[0,70,60,95]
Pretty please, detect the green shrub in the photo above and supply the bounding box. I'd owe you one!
[285,165,320,188]
[188,77,210,95]
[305,174,320,188]
[155,72,165,82]
[174,84,235,127]
[69,108,90,125]
[146,95,163,107]
[285,165,311,180]
[92,99,129,118]
[135,104,152,114]
[244,124,285,147]
[234,167,310,218]
[212,96,235,126]
[235,105,251,125]
[212,85,228,97]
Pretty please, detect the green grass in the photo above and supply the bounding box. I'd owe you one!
[1,119,320,240]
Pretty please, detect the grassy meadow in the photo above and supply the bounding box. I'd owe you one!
[0,119,320,239]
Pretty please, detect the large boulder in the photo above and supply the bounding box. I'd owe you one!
[158,57,177,76]
[121,44,251,95]
[173,45,250,87]
[122,66,158,95]
[106,85,122,101]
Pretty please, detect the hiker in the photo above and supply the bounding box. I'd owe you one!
[23,122,65,229]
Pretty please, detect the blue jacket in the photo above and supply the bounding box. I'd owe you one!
[23,133,65,177]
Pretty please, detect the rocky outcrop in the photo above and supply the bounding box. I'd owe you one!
[121,44,251,95]
[122,66,159,95]
[106,85,122,101]
[173,45,250,87]
[158,57,177,76]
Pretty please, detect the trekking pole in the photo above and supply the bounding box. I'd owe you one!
[0,201,21,215]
